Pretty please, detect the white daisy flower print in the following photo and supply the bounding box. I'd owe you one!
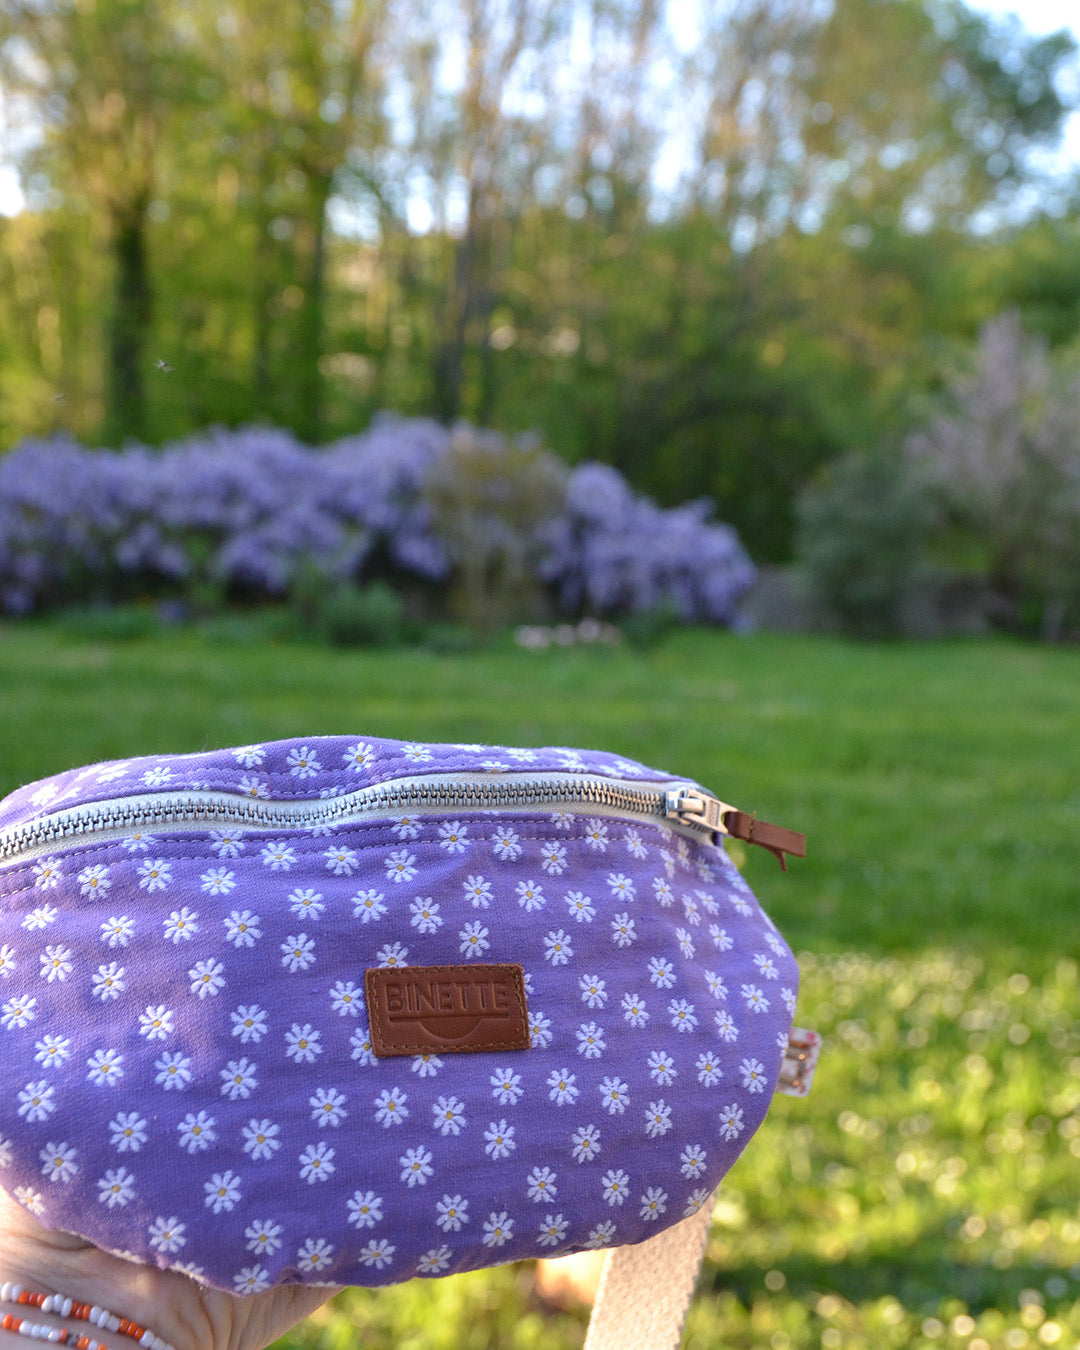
[487,1065,523,1105]
[550,810,574,830]
[91,962,126,1002]
[22,905,58,931]
[77,864,111,899]
[537,1213,568,1248]
[409,897,441,933]
[742,984,770,1014]
[417,1245,451,1275]
[374,1087,408,1127]
[359,1238,396,1269]
[298,1238,334,1273]
[647,956,675,988]
[571,1124,601,1163]
[607,872,635,902]
[399,1145,434,1186]
[403,742,432,763]
[624,828,647,859]
[546,1069,579,1105]
[343,742,374,773]
[299,1141,335,1183]
[575,1022,605,1058]
[715,1010,739,1042]
[223,910,261,948]
[611,913,636,947]
[410,1053,443,1077]
[540,842,568,875]
[652,877,674,907]
[620,993,649,1027]
[459,921,490,959]
[676,927,696,959]
[431,1095,466,1137]
[281,933,316,973]
[350,1028,376,1066]
[484,1120,516,1160]
[39,944,73,983]
[528,1010,553,1048]
[86,1048,124,1086]
[599,1076,630,1115]
[583,820,609,851]
[565,890,595,922]
[705,972,728,1001]
[719,1103,745,1140]
[347,1190,383,1229]
[506,747,537,763]
[17,1081,55,1123]
[209,830,245,858]
[14,1185,45,1214]
[645,1100,673,1137]
[205,1171,242,1212]
[260,841,296,871]
[543,929,572,965]
[284,888,323,922]
[640,1187,668,1221]
[438,821,470,853]
[139,1005,174,1040]
[463,874,493,908]
[244,1219,283,1256]
[728,892,752,916]
[189,959,225,999]
[164,908,199,942]
[684,1187,711,1217]
[1,995,37,1029]
[696,1052,723,1085]
[220,1058,258,1100]
[579,974,608,1009]
[142,766,173,788]
[668,998,698,1032]
[324,846,359,876]
[740,1057,767,1092]
[40,1141,78,1183]
[517,879,546,912]
[287,745,322,779]
[33,858,63,890]
[586,1220,617,1248]
[601,1168,630,1206]
[435,1194,468,1232]
[285,1024,322,1064]
[154,1051,193,1090]
[391,816,421,839]
[148,1217,186,1254]
[526,1165,557,1203]
[242,1120,281,1162]
[231,1005,268,1044]
[352,889,387,923]
[645,1053,680,1085]
[178,1111,217,1154]
[680,1144,708,1180]
[34,1034,70,1068]
[109,1112,147,1153]
[376,941,408,968]
[137,858,172,892]
[329,981,361,1017]
[232,745,266,768]
[385,848,418,884]
[200,867,236,897]
[482,1212,513,1247]
[100,915,134,948]
[234,1266,271,1295]
[492,826,522,860]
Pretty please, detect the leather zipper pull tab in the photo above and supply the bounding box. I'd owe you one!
[722,810,806,870]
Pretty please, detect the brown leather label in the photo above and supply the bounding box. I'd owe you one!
[365,963,530,1057]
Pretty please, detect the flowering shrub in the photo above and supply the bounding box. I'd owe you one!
[0,418,755,624]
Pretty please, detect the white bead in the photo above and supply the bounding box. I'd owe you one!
[60,1299,72,1319]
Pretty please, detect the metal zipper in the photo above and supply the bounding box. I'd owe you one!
[0,772,737,865]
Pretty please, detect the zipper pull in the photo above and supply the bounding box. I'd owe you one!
[664,790,806,870]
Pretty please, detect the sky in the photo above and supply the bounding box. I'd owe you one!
[0,0,1078,219]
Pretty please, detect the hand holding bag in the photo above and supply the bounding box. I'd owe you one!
[0,734,808,1340]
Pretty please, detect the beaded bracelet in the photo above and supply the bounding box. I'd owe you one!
[0,1285,174,1350]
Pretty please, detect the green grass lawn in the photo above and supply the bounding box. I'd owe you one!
[1,623,1077,1349]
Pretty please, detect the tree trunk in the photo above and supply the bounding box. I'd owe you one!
[104,200,151,445]
[295,177,330,443]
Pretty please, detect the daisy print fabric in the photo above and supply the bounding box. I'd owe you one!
[0,736,799,1295]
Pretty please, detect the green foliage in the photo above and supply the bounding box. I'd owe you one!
[794,451,938,636]
[287,566,408,647]
[0,626,1076,1349]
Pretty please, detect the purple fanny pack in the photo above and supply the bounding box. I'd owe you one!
[0,735,806,1295]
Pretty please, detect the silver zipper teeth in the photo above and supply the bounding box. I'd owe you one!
[0,776,705,863]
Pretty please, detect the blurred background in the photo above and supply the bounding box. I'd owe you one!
[0,1,1079,1348]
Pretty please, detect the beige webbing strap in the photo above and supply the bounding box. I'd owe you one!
[583,1192,715,1350]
